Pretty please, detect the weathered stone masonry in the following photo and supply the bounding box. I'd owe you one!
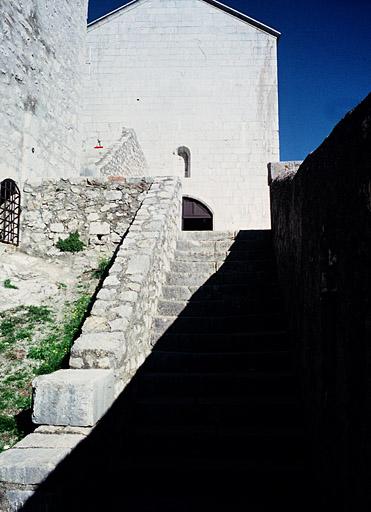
[81,127,148,179]
[269,93,371,509]
[20,177,151,259]
[0,177,182,511]
[0,0,88,184]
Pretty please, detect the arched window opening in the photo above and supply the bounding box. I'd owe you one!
[0,179,21,246]
[182,197,213,231]
[177,146,191,178]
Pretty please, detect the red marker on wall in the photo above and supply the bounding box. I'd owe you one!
[94,139,104,149]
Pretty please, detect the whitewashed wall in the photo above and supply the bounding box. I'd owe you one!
[0,0,88,185]
[83,0,280,230]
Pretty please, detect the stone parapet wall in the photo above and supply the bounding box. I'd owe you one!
[269,93,371,509]
[0,0,88,184]
[20,177,152,258]
[70,176,182,393]
[0,177,182,511]
[81,127,148,178]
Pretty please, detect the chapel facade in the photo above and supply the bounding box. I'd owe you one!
[82,0,280,230]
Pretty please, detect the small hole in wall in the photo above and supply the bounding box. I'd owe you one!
[31,148,35,153]
[97,235,103,241]
[136,98,140,102]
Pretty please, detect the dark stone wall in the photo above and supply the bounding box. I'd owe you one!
[270,93,371,509]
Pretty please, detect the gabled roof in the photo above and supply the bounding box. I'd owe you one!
[88,0,281,38]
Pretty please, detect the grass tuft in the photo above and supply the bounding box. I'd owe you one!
[92,257,111,279]
[3,279,18,290]
[56,231,85,253]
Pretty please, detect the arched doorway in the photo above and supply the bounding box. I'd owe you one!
[182,197,213,231]
[0,179,21,246]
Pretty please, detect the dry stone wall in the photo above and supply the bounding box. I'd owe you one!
[20,177,152,258]
[0,0,88,184]
[269,93,371,509]
[0,177,182,511]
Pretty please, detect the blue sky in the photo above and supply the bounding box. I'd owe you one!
[88,0,371,161]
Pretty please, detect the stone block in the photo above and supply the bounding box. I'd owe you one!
[105,190,122,201]
[50,223,64,233]
[127,254,151,274]
[14,433,85,449]
[70,332,126,369]
[81,315,109,333]
[89,222,110,235]
[0,448,69,485]
[32,369,115,427]
[4,489,35,511]
[87,212,100,221]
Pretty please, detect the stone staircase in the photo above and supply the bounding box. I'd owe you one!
[118,230,318,510]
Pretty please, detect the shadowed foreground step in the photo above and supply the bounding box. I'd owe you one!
[118,230,319,510]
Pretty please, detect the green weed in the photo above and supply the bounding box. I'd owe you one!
[3,279,18,290]
[92,257,111,279]
[56,231,85,253]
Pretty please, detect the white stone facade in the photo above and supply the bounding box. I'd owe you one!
[83,0,280,230]
[0,0,88,185]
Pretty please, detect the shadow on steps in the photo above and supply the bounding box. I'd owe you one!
[21,230,324,511]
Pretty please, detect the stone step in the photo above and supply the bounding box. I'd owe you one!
[171,260,217,274]
[166,270,277,287]
[157,297,282,317]
[176,238,272,253]
[144,350,292,373]
[161,283,281,302]
[112,464,309,508]
[154,313,286,336]
[178,230,271,242]
[153,331,291,353]
[178,231,236,241]
[132,371,298,399]
[132,396,303,428]
[170,259,276,274]
[174,249,274,262]
[127,425,305,463]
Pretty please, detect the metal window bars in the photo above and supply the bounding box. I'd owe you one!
[0,179,21,246]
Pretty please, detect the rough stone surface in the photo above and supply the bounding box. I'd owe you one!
[3,490,35,512]
[32,369,115,427]
[0,448,70,485]
[70,332,126,369]
[20,177,151,257]
[0,0,88,184]
[14,434,85,450]
[269,93,371,509]
[69,177,182,393]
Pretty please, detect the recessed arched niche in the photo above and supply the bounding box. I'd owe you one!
[177,146,191,178]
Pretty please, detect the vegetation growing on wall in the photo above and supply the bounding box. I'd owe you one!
[56,231,85,253]
[92,257,111,279]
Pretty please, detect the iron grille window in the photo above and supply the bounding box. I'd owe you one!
[0,179,21,246]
